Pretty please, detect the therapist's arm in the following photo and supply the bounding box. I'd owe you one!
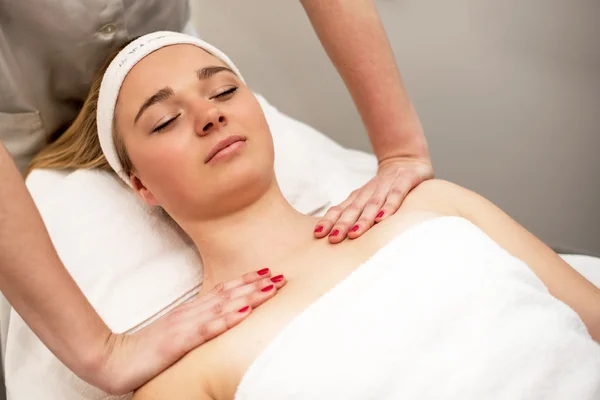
[0,143,283,394]
[300,0,434,241]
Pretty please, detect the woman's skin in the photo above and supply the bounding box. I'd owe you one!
[109,45,600,400]
[299,0,434,241]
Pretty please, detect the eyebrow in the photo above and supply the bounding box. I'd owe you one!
[133,66,236,124]
[196,65,235,80]
[134,87,174,124]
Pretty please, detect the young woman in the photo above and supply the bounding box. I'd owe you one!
[30,32,600,399]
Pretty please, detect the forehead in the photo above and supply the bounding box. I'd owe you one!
[119,44,230,102]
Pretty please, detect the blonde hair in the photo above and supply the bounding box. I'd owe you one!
[27,41,134,177]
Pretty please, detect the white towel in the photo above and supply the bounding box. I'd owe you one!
[6,169,202,400]
[236,216,600,400]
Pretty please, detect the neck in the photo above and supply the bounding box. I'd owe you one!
[184,184,319,285]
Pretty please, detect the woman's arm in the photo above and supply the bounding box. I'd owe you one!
[132,378,214,400]
[426,180,600,341]
[0,143,113,384]
[299,0,428,163]
[300,0,434,241]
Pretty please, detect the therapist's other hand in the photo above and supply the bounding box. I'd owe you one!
[314,157,434,243]
[96,268,286,394]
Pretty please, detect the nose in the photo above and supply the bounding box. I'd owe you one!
[196,103,227,137]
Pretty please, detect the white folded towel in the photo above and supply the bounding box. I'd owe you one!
[235,216,600,400]
[6,169,202,400]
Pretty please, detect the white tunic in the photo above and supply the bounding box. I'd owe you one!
[0,0,189,172]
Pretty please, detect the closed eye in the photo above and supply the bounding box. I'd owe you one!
[214,87,238,99]
[152,114,180,133]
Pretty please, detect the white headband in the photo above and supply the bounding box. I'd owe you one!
[96,31,245,186]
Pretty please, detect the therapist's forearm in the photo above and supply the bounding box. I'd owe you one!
[300,0,429,162]
[0,144,110,380]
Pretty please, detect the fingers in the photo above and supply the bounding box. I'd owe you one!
[344,181,411,241]
[164,272,287,354]
[376,182,410,223]
[194,275,284,332]
[326,189,374,244]
[198,280,275,317]
[315,166,424,243]
[197,273,287,314]
[313,191,359,238]
[200,268,273,304]
[346,188,388,240]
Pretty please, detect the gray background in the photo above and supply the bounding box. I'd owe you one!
[190,0,600,256]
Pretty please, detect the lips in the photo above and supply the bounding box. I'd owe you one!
[204,135,247,163]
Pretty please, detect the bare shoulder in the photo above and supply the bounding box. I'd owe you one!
[362,179,468,244]
[397,178,472,215]
[133,382,213,400]
[131,350,216,400]
[366,178,504,246]
[406,178,475,199]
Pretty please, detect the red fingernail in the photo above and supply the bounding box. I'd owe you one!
[314,225,323,233]
[270,274,284,283]
[351,225,360,232]
[238,306,250,313]
[261,284,274,292]
[330,229,340,237]
[257,268,269,275]
[376,211,385,219]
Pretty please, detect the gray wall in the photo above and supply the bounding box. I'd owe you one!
[190,0,600,256]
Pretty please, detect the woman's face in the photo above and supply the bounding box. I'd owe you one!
[115,44,275,221]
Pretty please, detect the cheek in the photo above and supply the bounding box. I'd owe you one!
[128,137,194,193]
[242,103,275,169]
[236,98,273,143]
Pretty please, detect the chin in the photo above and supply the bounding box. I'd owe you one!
[210,156,274,205]
[226,165,272,194]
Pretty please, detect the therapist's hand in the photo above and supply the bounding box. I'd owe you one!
[96,268,286,394]
[314,157,433,243]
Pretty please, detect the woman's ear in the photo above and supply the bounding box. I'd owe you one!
[130,174,159,206]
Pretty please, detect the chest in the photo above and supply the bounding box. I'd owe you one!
[143,213,440,399]
[205,245,370,398]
